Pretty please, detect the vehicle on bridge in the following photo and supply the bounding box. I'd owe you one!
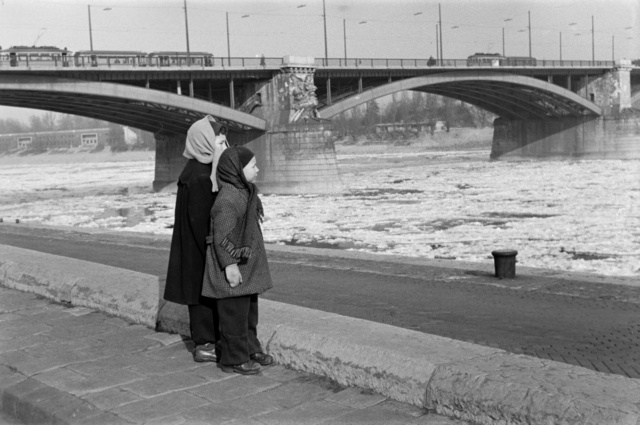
[1,46,215,69]
[467,52,537,67]
[147,51,214,67]
[73,50,148,67]
[0,45,70,67]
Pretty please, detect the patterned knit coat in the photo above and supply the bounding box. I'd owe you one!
[201,184,273,299]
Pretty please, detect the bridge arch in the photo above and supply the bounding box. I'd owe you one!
[319,71,601,120]
[0,75,266,134]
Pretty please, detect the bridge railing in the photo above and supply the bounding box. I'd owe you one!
[0,54,286,70]
[315,58,617,68]
[0,54,620,70]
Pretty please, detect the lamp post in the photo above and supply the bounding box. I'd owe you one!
[503,18,512,56]
[322,0,328,63]
[435,24,439,63]
[183,0,191,65]
[528,10,531,58]
[343,19,347,60]
[87,5,111,51]
[88,5,93,51]
[438,4,443,63]
[225,12,250,66]
[226,12,230,65]
[559,31,562,60]
[591,15,595,63]
[611,35,614,61]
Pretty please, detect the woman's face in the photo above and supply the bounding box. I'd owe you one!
[242,157,258,183]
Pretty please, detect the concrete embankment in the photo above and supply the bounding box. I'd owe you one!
[1,243,640,424]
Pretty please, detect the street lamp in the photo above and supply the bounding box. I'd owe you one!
[591,15,595,63]
[343,19,347,60]
[438,3,443,63]
[322,0,328,63]
[528,10,531,58]
[559,31,562,60]
[503,18,512,56]
[226,12,250,66]
[183,0,190,65]
[87,4,112,51]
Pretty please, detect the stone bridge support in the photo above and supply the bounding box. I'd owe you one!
[153,131,186,192]
[153,56,342,194]
[236,57,342,194]
[492,59,640,159]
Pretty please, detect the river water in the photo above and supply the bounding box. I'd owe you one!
[0,143,638,277]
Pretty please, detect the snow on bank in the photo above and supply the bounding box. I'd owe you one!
[0,147,638,277]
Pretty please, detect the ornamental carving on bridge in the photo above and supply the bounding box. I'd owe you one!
[288,72,319,122]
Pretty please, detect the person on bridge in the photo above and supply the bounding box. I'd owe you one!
[202,145,273,375]
[164,115,228,364]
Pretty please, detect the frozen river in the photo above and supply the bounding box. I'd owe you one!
[0,143,638,277]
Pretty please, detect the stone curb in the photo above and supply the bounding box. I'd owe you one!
[0,367,124,425]
[1,244,639,424]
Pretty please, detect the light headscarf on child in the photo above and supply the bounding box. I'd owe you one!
[183,115,228,192]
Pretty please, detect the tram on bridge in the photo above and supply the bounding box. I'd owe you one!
[0,46,215,68]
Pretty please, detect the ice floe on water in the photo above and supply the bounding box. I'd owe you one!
[0,147,638,277]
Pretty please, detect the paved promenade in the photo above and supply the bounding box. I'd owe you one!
[0,286,466,425]
[1,223,640,424]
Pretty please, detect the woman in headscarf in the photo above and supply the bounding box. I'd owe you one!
[164,115,228,363]
[202,145,273,375]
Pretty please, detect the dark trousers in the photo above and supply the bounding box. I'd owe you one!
[188,296,219,346]
[217,294,261,366]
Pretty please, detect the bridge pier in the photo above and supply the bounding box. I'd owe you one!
[491,114,640,159]
[153,131,186,192]
[239,56,341,194]
[153,56,342,194]
[492,59,640,160]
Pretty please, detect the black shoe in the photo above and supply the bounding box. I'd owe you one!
[250,352,274,366]
[221,360,261,375]
[193,342,218,363]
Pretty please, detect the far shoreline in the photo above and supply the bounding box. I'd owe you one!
[0,127,494,166]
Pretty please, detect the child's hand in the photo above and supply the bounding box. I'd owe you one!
[225,264,242,288]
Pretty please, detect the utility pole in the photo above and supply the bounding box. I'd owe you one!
[435,24,439,64]
[559,31,562,60]
[343,19,347,60]
[528,10,531,58]
[88,5,93,51]
[438,4,443,63]
[502,27,505,56]
[183,0,191,65]
[591,15,595,63]
[323,0,328,62]
[226,12,231,66]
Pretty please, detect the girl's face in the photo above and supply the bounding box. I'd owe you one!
[242,157,258,183]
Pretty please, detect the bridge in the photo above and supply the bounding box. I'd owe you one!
[0,55,638,193]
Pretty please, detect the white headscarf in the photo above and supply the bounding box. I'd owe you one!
[183,115,228,192]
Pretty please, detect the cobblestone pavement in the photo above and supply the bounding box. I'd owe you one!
[1,224,640,380]
[0,287,471,425]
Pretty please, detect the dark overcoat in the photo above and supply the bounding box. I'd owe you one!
[164,159,216,305]
[201,185,273,299]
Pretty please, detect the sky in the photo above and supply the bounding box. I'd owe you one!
[0,0,637,121]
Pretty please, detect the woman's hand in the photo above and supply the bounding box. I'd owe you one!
[225,264,242,288]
